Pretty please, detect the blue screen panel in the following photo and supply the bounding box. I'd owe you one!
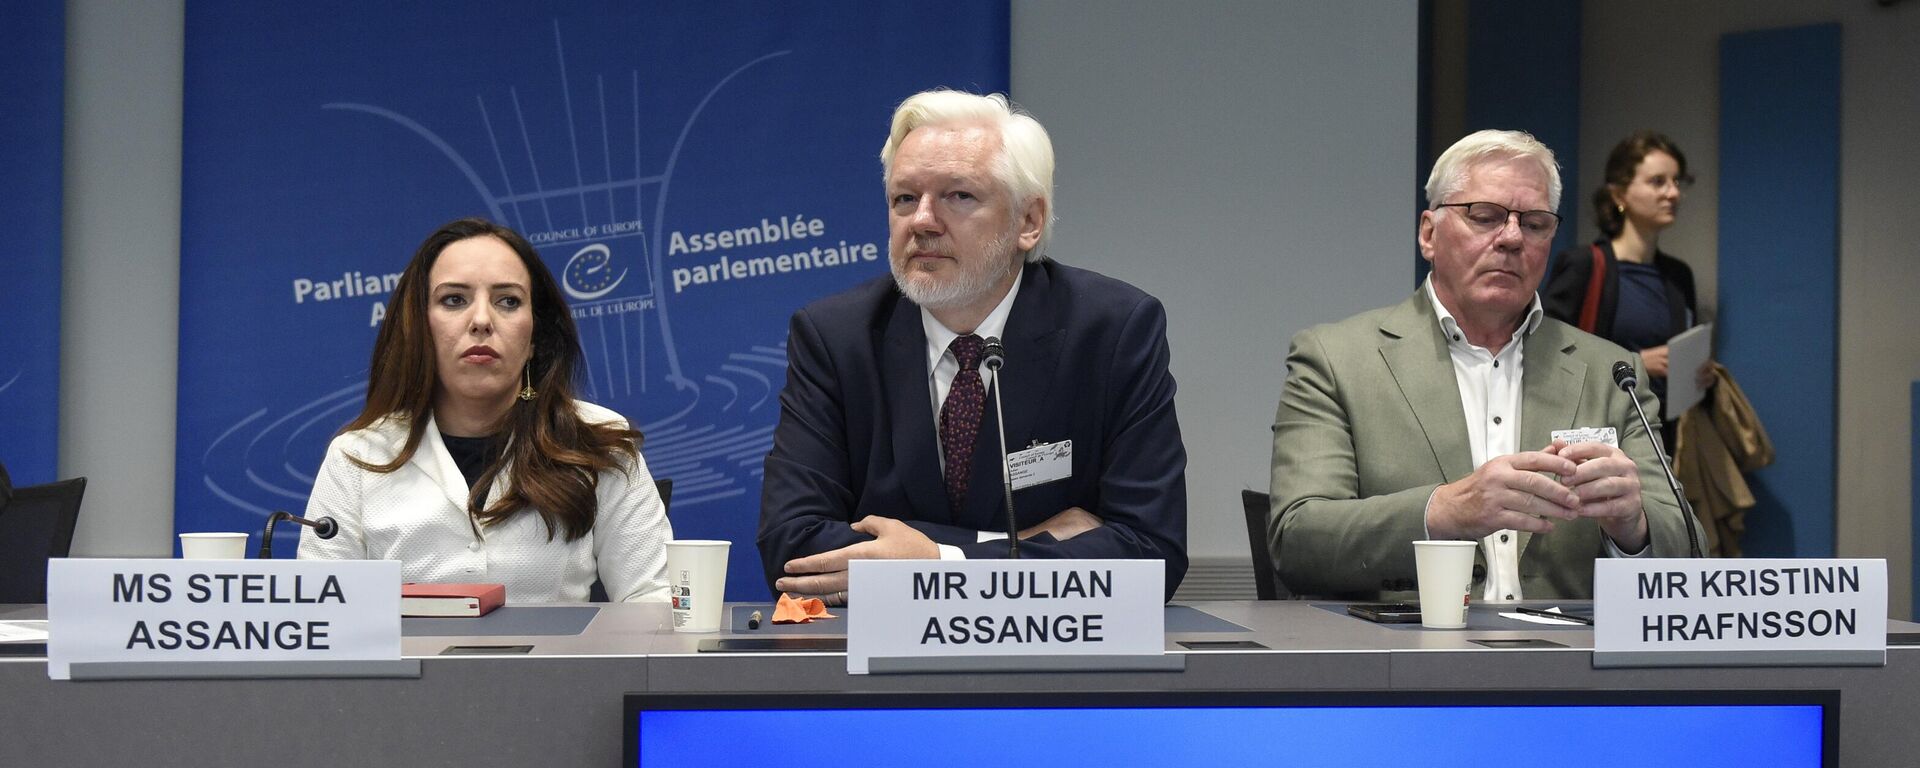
[632,695,1828,767]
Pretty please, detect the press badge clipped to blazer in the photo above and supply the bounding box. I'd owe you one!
[1007,440,1072,491]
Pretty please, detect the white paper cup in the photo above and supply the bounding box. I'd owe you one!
[666,540,731,633]
[179,532,249,560]
[1413,540,1478,629]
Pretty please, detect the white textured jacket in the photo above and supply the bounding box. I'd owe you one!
[297,401,671,602]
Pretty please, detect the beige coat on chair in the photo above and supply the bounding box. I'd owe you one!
[1674,363,1775,557]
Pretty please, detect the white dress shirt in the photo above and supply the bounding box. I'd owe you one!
[1421,281,1639,602]
[919,270,1023,559]
[1424,281,1538,602]
[297,401,673,602]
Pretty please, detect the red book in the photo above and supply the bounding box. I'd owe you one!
[401,582,506,617]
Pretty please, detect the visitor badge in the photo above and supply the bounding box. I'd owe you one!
[1007,440,1072,491]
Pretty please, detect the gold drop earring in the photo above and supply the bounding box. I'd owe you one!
[518,363,538,401]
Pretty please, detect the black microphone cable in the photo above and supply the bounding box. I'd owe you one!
[1611,361,1704,559]
[982,336,1018,558]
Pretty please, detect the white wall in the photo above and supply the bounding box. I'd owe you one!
[1012,0,1419,570]
[59,1,1423,581]
[1582,0,1920,616]
[62,0,184,557]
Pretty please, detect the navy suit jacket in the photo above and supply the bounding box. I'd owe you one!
[757,259,1188,600]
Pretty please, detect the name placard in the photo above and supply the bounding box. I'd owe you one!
[846,559,1164,675]
[1593,558,1886,668]
[47,558,402,680]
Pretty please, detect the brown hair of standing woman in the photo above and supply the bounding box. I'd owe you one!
[343,217,640,542]
[1592,130,1690,238]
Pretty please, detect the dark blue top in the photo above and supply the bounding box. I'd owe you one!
[1610,262,1677,352]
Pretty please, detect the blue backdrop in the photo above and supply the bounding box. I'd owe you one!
[1716,24,1840,558]
[178,1,1009,599]
[1465,0,1581,266]
[0,0,65,486]
[1413,0,1581,287]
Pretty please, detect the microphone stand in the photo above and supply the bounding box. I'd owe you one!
[983,338,1018,558]
[259,510,339,559]
[1613,362,1704,559]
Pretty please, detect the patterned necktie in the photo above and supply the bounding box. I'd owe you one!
[939,334,986,515]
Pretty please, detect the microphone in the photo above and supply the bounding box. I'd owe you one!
[259,510,338,559]
[981,336,1019,558]
[1611,361,1703,559]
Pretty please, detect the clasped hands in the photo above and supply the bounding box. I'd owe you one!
[1426,440,1648,552]
[774,507,1104,604]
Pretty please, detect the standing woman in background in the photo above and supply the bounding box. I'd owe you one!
[300,217,672,602]
[1543,131,1710,446]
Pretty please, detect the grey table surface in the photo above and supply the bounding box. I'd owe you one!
[4,601,1915,766]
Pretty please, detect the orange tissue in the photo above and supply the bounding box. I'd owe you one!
[771,593,838,624]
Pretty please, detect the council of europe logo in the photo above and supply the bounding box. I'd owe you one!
[564,243,629,301]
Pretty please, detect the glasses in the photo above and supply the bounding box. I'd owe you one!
[1642,174,1695,191]
[1433,202,1560,241]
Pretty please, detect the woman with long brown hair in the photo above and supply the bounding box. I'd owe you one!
[298,217,670,602]
[1543,131,1711,446]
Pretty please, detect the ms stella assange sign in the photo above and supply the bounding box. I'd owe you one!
[47,558,401,680]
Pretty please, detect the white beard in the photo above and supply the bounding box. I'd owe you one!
[891,228,1020,310]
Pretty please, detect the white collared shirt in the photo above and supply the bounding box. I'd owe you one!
[918,270,1023,559]
[922,269,1022,426]
[1423,280,1541,602]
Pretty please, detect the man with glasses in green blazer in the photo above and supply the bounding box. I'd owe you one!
[1268,129,1703,603]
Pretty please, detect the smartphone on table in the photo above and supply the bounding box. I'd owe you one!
[1347,603,1423,624]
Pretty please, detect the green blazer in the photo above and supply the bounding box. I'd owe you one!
[1267,290,1700,600]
